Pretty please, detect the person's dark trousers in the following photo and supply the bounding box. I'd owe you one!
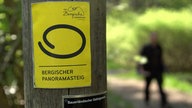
[144,73,167,106]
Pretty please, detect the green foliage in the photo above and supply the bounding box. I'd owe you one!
[107,8,192,71]
[108,69,141,80]
[135,9,192,71]
[165,72,192,94]
[0,0,23,107]
[0,0,22,81]
[107,12,139,68]
[107,0,192,12]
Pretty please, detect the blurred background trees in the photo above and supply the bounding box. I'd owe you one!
[0,0,23,107]
[0,0,192,107]
[107,0,192,71]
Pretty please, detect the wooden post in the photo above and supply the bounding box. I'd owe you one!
[22,0,106,108]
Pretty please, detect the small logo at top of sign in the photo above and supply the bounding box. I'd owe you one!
[63,6,85,19]
[38,24,86,59]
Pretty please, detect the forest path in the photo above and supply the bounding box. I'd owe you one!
[108,77,192,108]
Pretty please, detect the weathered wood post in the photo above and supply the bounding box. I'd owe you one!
[22,0,106,108]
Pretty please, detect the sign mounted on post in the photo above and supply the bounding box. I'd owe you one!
[31,2,91,88]
[63,92,107,108]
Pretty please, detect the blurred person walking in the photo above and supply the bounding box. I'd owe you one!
[139,32,168,108]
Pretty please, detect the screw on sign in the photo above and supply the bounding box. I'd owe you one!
[38,24,86,59]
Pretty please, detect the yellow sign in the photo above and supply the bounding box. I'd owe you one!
[31,2,91,88]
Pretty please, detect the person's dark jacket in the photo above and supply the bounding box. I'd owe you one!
[140,44,164,75]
